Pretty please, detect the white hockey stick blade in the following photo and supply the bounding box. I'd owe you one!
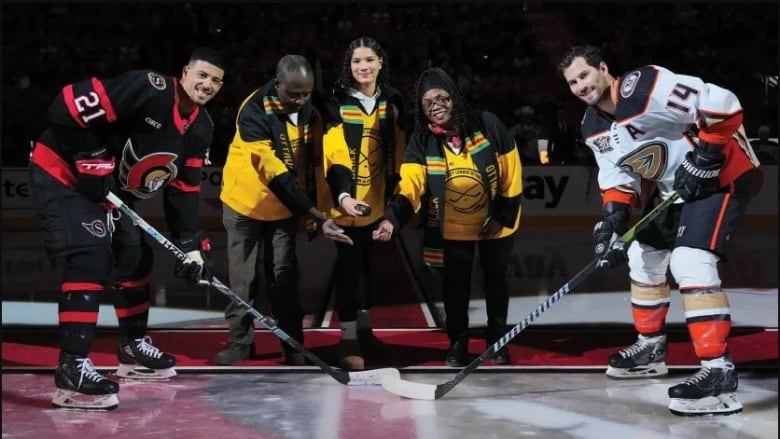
[347,368,400,386]
[380,375,437,400]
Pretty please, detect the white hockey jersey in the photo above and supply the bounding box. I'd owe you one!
[580,65,759,206]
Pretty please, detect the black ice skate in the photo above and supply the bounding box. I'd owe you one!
[116,336,177,380]
[52,352,119,411]
[606,334,668,378]
[668,355,742,416]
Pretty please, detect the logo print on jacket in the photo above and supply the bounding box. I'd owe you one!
[593,135,613,153]
[148,72,167,90]
[118,138,178,199]
[620,71,641,99]
[82,219,107,238]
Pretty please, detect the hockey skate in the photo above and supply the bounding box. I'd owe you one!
[606,334,668,378]
[668,355,742,416]
[51,352,119,411]
[116,335,177,380]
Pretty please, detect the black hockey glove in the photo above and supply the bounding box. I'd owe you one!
[74,149,116,203]
[593,202,630,269]
[174,232,213,287]
[673,143,724,202]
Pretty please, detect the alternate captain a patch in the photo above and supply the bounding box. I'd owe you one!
[148,72,167,90]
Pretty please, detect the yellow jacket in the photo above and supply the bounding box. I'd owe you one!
[221,80,322,221]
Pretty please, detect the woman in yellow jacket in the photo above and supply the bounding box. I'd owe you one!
[319,37,406,370]
[374,67,523,367]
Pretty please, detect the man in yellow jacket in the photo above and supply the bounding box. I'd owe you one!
[217,54,351,365]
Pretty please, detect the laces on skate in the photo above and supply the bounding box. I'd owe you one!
[605,335,668,379]
[116,336,177,380]
[52,357,119,411]
[668,356,741,416]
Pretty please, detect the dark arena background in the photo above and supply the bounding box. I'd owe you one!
[2,3,777,438]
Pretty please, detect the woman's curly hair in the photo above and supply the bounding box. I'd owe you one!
[412,67,479,136]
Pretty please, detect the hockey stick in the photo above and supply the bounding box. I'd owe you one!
[395,230,445,327]
[381,191,680,400]
[105,191,399,386]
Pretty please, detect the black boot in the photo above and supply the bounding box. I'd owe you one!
[278,319,306,365]
[358,327,386,355]
[445,335,469,367]
[486,336,510,365]
[491,346,511,365]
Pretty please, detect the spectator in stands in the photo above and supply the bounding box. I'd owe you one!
[509,105,548,165]
[752,125,778,164]
[546,107,579,164]
[373,67,523,367]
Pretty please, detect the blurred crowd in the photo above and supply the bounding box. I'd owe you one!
[2,3,777,166]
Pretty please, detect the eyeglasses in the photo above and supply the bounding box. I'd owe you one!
[422,95,451,113]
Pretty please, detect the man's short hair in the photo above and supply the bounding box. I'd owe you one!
[189,47,225,70]
[276,54,312,79]
[557,45,604,74]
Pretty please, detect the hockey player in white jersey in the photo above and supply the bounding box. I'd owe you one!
[557,45,759,416]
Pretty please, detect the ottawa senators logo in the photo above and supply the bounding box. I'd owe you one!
[148,72,167,90]
[118,138,178,199]
[81,219,107,238]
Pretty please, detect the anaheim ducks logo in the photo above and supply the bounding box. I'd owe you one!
[617,141,668,180]
[118,138,178,199]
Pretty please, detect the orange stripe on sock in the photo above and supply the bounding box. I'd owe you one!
[632,305,669,334]
[688,319,730,358]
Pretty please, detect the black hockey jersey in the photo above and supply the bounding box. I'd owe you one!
[30,69,213,238]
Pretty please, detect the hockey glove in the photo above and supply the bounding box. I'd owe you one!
[673,143,724,202]
[174,232,213,286]
[74,149,116,203]
[593,202,630,269]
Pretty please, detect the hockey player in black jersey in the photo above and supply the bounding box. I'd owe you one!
[29,47,226,410]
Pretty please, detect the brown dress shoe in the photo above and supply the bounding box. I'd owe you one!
[337,339,365,370]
